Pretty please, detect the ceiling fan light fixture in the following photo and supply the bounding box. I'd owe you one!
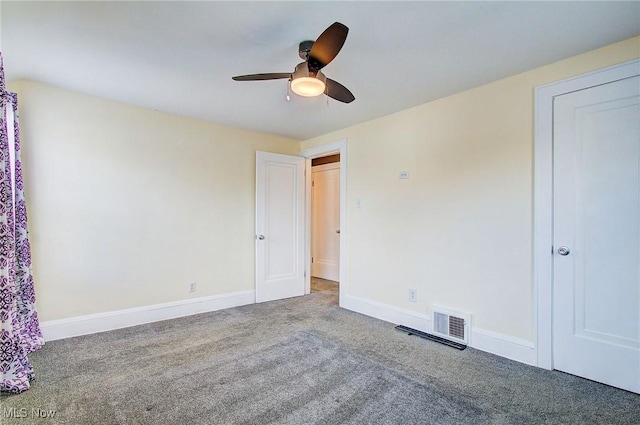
[291,76,326,97]
[290,62,326,97]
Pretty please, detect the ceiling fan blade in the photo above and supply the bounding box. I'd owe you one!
[325,78,355,103]
[308,22,348,69]
[232,73,291,81]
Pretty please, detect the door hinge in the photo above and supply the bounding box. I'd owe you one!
[311,257,314,263]
[312,180,315,187]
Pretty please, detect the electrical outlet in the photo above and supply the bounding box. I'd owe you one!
[188,281,197,293]
[408,288,417,302]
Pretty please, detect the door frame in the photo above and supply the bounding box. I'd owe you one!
[300,139,347,305]
[533,59,640,370]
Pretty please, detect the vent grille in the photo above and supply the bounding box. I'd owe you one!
[432,307,470,344]
[434,312,449,335]
[449,316,465,340]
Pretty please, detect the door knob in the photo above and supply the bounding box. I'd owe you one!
[336,230,340,234]
[557,246,570,256]
[257,235,265,240]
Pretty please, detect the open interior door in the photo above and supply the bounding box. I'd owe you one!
[311,162,340,281]
[255,151,305,303]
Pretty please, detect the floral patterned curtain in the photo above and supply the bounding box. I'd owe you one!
[0,52,44,393]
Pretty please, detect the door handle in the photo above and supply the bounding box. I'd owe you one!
[557,246,570,256]
[257,235,265,240]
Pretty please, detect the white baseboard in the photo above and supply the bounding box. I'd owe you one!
[471,327,536,365]
[40,290,537,366]
[341,294,433,334]
[342,294,536,366]
[40,290,255,341]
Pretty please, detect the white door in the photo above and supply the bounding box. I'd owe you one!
[255,151,305,303]
[311,162,340,281]
[553,75,640,393]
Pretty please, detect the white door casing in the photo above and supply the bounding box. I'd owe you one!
[255,151,305,303]
[311,162,340,281]
[552,75,640,393]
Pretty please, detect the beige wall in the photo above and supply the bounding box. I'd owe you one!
[9,80,298,321]
[301,36,640,342]
[8,36,639,340]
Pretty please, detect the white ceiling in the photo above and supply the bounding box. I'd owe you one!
[2,1,639,140]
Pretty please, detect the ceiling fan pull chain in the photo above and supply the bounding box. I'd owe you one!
[286,80,291,102]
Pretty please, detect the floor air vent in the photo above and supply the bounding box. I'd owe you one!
[431,306,471,345]
[395,325,467,350]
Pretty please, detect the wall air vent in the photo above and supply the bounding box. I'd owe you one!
[431,306,471,345]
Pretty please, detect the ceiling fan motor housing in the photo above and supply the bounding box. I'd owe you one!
[293,62,326,83]
[298,40,315,60]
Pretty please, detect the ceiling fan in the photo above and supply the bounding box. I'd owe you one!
[232,22,355,103]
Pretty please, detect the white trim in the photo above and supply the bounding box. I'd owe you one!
[343,295,536,366]
[342,294,432,333]
[40,290,255,341]
[472,328,536,366]
[300,139,347,305]
[534,59,640,370]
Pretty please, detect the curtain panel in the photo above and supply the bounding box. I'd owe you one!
[0,53,44,394]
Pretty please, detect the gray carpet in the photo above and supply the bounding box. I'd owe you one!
[1,279,639,424]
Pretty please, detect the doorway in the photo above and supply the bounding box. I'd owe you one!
[311,155,340,296]
[534,59,640,393]
[301,139,347,306]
